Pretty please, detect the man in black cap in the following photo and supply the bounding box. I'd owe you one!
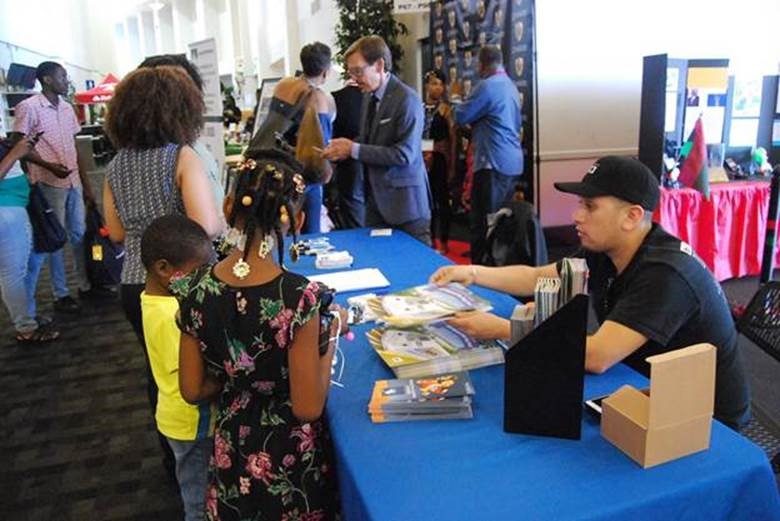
[429,156,751,430]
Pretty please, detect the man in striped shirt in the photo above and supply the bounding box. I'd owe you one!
[13,61,102,315]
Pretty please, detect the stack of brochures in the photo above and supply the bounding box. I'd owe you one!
[532,258,589,326]
[559,257,589,305]
[363,283,504,377]
[510,303,535,343]
[366,283,493,327]
[368,371,475,423]
[367,321,506,378]
[534,277,561,325]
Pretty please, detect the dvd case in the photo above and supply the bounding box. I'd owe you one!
[369,372,475,423]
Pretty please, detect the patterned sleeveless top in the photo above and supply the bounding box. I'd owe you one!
[107,144,185,285]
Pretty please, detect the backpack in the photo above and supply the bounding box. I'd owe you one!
[84,205,125,287]
[294,102,327,182]
[27,184,67,253]
[247,85,325,183]
[482,200,548,267]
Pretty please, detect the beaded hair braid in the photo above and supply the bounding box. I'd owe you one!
[228,148,306,266]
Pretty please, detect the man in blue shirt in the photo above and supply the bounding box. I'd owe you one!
[454,46,523,263]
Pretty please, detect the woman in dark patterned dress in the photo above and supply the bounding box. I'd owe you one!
[176,149,343,521]
[422,69,456,254]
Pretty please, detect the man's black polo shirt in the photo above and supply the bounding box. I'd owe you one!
[579,224,751,430]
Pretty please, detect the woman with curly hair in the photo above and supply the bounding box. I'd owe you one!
[102,65,224,480]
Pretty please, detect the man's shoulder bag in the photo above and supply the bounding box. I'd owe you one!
[27,184,67,253]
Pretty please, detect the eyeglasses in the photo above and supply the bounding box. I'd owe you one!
[347,64,372,78]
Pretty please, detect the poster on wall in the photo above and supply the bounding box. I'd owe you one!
[430,0,536,202]
[777,84,780,114]
[773,120,780,146]
[251,77,282,138]
[682,66,728,144]
[188,38,227,186]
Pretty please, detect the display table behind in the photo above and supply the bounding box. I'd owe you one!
[291,229,780,521]
[654,180,780,281]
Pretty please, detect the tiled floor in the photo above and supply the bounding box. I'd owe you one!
[0,285,182,521]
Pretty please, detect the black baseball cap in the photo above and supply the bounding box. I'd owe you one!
[554,156,660,211]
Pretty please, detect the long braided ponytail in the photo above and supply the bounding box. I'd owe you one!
[228,149,307,266]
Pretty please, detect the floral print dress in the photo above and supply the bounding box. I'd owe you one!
[175,266,339,521]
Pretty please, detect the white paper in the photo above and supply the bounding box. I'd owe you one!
[701,107,725,144]
[664,93,677,133]
[683,105,725,144]
[370,228,393,237]
[666,67,679,91]
[308,268,390,293]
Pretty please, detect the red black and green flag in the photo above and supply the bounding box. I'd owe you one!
[678,117,710,199]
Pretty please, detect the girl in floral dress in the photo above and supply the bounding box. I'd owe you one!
[176,149,343,521]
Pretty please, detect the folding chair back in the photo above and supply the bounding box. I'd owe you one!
[737,281,780,363]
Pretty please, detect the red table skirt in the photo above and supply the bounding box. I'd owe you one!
[653,180,780,281]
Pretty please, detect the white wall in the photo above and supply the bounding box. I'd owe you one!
[4,0,779,226]
[536,0,780,226]
[294,0,342,92]
[0,0,117,89]
[395,10,429,94]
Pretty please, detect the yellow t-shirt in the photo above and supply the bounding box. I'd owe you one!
[141,292,214,441]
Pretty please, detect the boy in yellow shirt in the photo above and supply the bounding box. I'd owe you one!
[140,215,215,521]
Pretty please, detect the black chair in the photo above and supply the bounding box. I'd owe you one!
[736,165,780,472]
[738,281,780,364]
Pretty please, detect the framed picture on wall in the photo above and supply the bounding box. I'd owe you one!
[251,76,282,137]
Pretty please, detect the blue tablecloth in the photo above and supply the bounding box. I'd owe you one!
[293,229,780,521]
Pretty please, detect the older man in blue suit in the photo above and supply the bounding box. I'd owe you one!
[323,36,432,245]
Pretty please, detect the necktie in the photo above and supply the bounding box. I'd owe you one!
[365,94,378,138]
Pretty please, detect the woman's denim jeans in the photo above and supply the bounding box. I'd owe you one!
[0,206,37,333]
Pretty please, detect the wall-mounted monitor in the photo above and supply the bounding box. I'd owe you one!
[5,93,33,109]
[6,63,37,89]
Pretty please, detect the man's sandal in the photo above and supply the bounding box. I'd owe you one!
[16,329,60,344]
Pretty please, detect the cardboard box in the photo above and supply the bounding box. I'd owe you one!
[601,343,716,468]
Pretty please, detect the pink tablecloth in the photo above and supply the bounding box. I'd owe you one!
[653,180,780,281]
